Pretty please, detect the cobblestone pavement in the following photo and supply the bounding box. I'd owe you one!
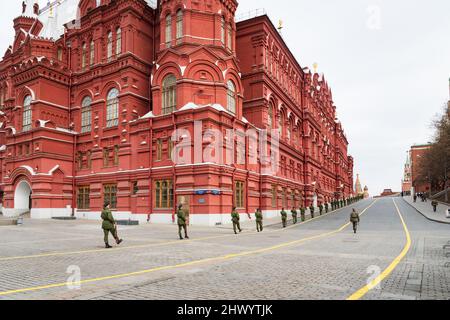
[0,198,448,300]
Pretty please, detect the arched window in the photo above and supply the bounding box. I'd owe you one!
[227,23,232,50]
[81,43,87,70]
[116,28,122,55]
[107,31,113,61]
[162,74,177,115]
[268,102,274,129]
[278,113,283,138]
[90,40,95,66]
[221,16,225,44]
[287,119,292,142]
[22,95,32,132]
[227,80,236,115]
[57,47,63,61]
[106,88,119,127]
[81,96,92,133]
[165,14,172,47]
[176,10,183,42]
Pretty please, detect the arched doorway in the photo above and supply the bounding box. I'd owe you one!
[14,180,32,215]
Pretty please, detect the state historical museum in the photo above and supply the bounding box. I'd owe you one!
[0,0,354,225]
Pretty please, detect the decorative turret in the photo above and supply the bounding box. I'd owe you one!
[153,0,243,119]
[14,1,40,36]
[355,174,362,195]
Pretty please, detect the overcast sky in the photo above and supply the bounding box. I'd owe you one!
[1,0,449,196]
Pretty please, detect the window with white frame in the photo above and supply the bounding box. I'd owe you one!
[22,95,32,132]
[165,14,172,47]
[162,74,177,115]
[176,10,183,42]
[107,31,113,61]
[227,80,236,115]
[116,28,122,55]
[81,96,92,133]
[106,88,119,127]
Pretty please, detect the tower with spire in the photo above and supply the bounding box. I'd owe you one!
[355,174,363,195]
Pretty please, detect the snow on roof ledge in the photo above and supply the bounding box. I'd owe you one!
[141,111,155,119]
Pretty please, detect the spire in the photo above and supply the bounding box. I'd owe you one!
[21,0,38,17]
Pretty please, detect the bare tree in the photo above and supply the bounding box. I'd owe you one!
[416,103,450,201]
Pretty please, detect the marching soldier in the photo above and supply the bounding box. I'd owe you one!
[177,204,189,240]
[431,200,438,213]
[300,207,306,222]
[101,203,123,249]
[325,202,329,213]
[231,207,242,234]
[319,203,324,215]
[255,208,264,232]
[350,208,360,234]
[291,207,298,224]
[280,208,287,228]
[309,205,315,219]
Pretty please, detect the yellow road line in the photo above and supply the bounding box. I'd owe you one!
[0,200,377,297]
[0,201,371,262]
[347,198,412,300]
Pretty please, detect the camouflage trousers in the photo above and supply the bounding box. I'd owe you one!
[103,228,118,245]
[178,224,188,238]
[256,221,263,232]
[233,221,242,234]
[292,215,298,224]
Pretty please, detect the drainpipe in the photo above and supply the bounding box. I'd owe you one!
[148,117,153,222]
[67,41,76,217]
[172,112,176,223]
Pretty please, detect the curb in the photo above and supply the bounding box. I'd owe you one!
[401,197,450,225]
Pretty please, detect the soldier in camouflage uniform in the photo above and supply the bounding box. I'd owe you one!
[309,205,315,219]
[319,203,324,215]
[280,208,287,228]
[325,202,329,213]
[231,207,242,234]
[300,207,306,222]
[101,203,123,249]
[177,204,189,240]
[291,207,298,224]
[350,208,360,234]
[255,208,263,232]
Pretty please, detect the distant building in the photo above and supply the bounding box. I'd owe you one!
[355,174,368,198]
[355,174,363,195]
[402,144,432,195]
[363,186,370,199]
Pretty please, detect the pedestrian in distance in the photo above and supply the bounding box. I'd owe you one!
[101,202,123,249]
[350,208,360,234]
[255,208,263,232]
[280,208,287,228]
[309,205,315,219]
[291,207,298,224]
[325,203,329,213]
[431,200,438,213]
[413,194,417,203]
[300,207,306,222]
[177,204,189,240]
[231,207,242,234]
[319,203,324,215]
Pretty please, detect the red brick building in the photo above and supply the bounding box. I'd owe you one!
[404,144,432,195]
[0,0,354,225]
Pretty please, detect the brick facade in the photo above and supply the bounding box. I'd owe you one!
[0,0,354,225]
